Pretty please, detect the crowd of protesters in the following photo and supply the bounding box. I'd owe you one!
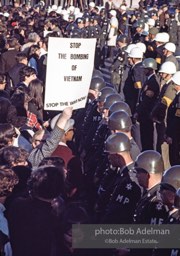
[0,0,180,255]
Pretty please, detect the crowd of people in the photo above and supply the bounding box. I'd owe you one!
[0,0,180,255]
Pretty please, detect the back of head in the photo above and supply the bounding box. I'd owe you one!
[0,123,17,150]
[28,165,65,200]
[161,165,180,191]
[97,87,115,102]
[103,93,123,110]
[109,101,131,116]
[135,150,164,174]
[0,165,19,197]
[90,77,106,91]
[105,132,130,153]
[108,110,132,132]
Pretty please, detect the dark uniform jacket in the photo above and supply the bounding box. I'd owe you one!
[137,73,160,119]
[124,61,145,114]
[102,163,143,224]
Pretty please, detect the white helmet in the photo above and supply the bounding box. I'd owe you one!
[125,44,136,54]
[136,42,147,54]
[128,47,143,58]
[171,71,180,86]
[154,32,168,43]
[109,10,117,16]
[56,6,62,14]
[89,1,95,7]
[120,5,126,11]
[162,32,170,43]
[69,5,75,12]
[147,18,155,27]
[51,4,57,11]
[159,61,177,74]
[164,42,176,53]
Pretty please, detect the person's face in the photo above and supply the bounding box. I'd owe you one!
[160,189,176,209]
[0,80,6,90]
[102,108,109,120]
[128,57,133,65]
[97,101,104,113]
[65,128,74,141]
[136,171,149,189]
[163,48,168,56]
[108,153,125,167]
[174,85,180,92]
[26,73,37,84]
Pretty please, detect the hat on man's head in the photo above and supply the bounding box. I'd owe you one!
[149,27,159,35]
[50,114,75,132]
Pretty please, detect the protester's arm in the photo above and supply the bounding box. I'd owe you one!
[28,107,73,167]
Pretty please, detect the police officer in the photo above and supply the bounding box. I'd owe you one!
[110,34,128,93]
[101,132,143,224]
[94,100,130,189]
[152,166,180,256]
[166,72,180,165]
[167,12,178,45]
[134,150,166,224]
[74,76,106,156]
[102,93,123,121]
[82,87,115,182]
[145,27,159,59]
[117,5,128,34]
[108,110,140,161]
[163,42,179,71]
[151,61,177,162]
[154,32,168,70]
[123,47,145,115]
[135,58,160,151]
[132,20,146,44]
[99,8,109,68]
[76,18,86,38]
[130,150,168,256]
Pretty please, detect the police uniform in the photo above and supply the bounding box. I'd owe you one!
[167,15,178,45]
[152,210,180,256]
[117,11,127,34]
[99,14,109,66]
[137,73,160,150]
[102,163,143,224]
[165,54,179,72]
[124,61,145,115]
[151,79,176,153]
[110,45,127,93]
[166,91,180,165]
[95,165,120,222]
[155,44,166,70]
[132,32,146,44]
[130,184,169,256]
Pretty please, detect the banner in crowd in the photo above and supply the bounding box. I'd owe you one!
[44,37,96,111]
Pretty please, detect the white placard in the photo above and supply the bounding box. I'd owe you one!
[44,37,96,111]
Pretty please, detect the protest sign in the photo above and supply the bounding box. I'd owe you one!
[44,37,96,110]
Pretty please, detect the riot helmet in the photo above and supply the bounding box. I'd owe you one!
[135,150,164,174]
[108,110,132,132]
[105,132,130,153]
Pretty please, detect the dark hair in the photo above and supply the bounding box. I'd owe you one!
[39,156,65,168]
[15,52,27,63]
[7,37,18,48]
[28,78,43,109]
[0,97,11,123]
[0,124,17,149]
[0,146,29,167]
[28,44,40,61]
[19,66,36,82]
[0,74,6,84]
[28,166,65,199]
[0,165,19,197]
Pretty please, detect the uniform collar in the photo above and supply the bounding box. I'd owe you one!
[147,73,155,80]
